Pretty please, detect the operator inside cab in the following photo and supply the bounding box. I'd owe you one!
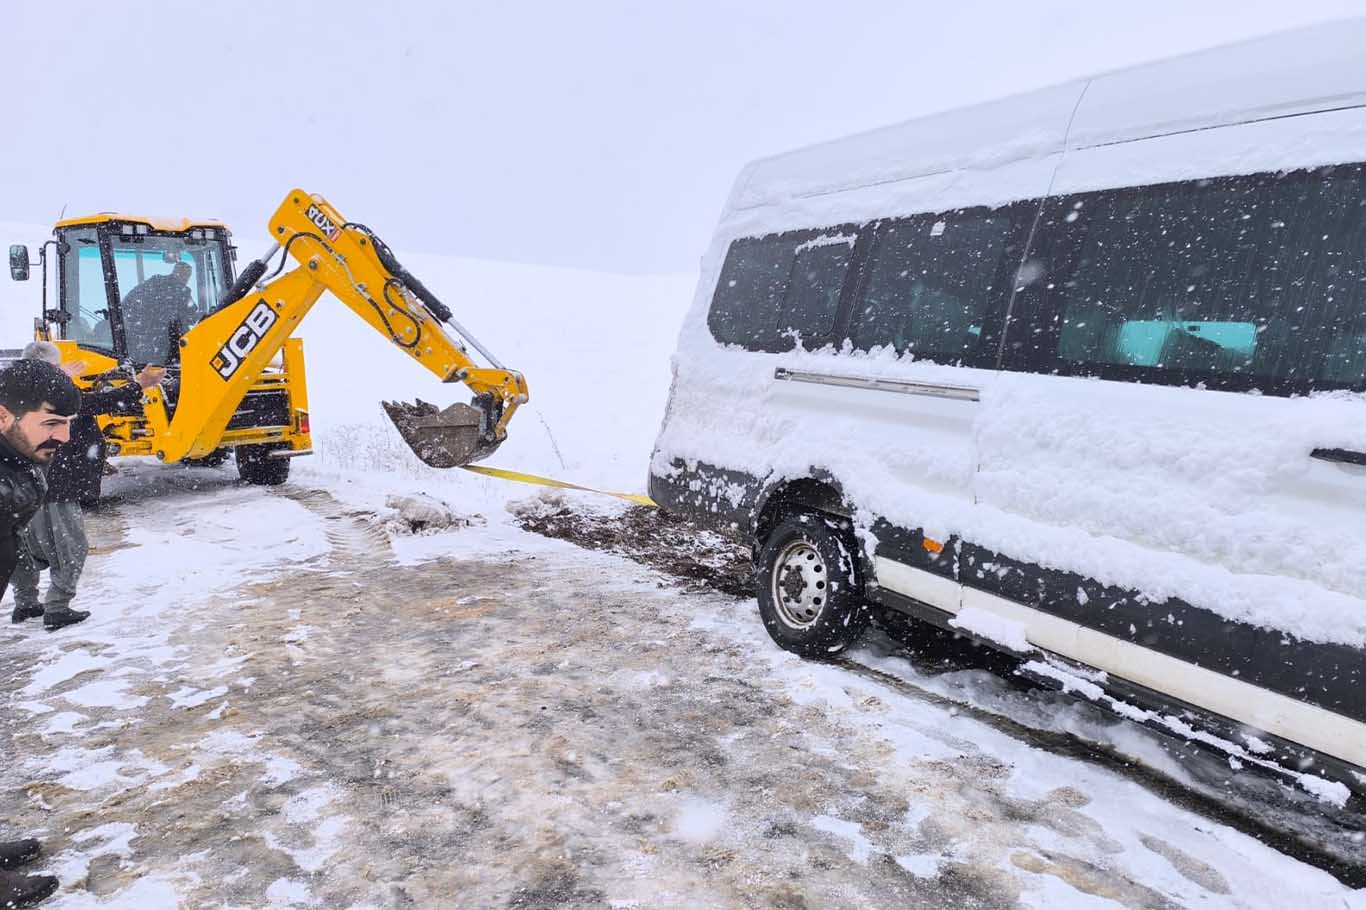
[121,259,198,365]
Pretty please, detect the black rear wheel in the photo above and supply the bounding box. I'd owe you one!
[236,444,291,486]
[755,513,869,658]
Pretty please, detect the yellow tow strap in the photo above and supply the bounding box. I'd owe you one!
[460,464,658,507]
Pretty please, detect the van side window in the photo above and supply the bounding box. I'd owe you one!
[1314,170,1366,386]
[847,211,1010,364]
[1049,166,1366,391]
[707,230,854,352]
[782,235,856,345]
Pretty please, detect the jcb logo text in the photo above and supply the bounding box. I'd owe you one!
[211,300,278,379]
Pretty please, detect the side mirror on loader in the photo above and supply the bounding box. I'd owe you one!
[9,245,30,281]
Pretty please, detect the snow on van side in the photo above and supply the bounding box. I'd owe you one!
[653,328,1366,647]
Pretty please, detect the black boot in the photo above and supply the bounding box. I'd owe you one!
[0,839,40,869]
[42,608,90,632]
[0,869,58,907]
[9,605,43,624]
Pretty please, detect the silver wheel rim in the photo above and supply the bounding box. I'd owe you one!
[770,539,829,629]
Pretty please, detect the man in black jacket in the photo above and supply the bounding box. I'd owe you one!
[122,261,197,365]
[0,357,77,908]
[12,343,161,630]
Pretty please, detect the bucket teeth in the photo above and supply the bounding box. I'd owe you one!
[382,398,502,468]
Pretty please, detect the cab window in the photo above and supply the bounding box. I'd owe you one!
[110,241,223,316]
[60,231,115,351]
[111,233,226,364]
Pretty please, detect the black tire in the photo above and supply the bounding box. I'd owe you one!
[236,444,291,486]
[182,448,230,468]
[755,513,870,658]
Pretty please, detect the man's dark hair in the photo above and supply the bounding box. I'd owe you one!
[0,359,80,418]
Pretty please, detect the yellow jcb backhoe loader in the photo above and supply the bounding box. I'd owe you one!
[6,190,528,486]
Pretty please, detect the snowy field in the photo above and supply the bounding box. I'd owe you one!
[0,227,1363,907]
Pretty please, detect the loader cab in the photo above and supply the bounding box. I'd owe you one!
[50,214,235,366]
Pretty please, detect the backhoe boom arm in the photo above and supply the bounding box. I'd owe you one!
[152,190,527,466]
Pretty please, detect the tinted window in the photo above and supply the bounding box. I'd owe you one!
[783,237,855,343]
[61,230,115,351]
[1311,169,1366,386]
[847,211,1012,364]
[708,230,854,352]
[111,236,225,315]
[1047,166,1366,391]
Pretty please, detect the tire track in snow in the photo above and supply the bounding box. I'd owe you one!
[835,648,1366,888]
[276,486,395,567]
[519,504,1366,888]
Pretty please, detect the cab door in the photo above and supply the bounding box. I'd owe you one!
[56,227,119,356]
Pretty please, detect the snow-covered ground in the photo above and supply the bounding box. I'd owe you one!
[0,229,1362,907]
[2,463,1362,909]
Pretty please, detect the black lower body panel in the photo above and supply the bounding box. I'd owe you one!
[648,459,762,540]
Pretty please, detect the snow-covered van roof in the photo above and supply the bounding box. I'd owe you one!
[727,19,1366,219]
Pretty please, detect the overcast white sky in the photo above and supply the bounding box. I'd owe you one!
[3,0,1361,273]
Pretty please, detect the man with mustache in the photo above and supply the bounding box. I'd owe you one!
[0,356,78,908]
[11,344,161,630]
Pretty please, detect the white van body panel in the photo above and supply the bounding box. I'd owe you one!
[873,557,960,615]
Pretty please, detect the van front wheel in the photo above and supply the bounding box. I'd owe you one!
[755,514,869,658]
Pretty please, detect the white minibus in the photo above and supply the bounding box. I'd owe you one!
[651,22,1366,801]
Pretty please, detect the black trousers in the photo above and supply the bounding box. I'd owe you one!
[0,530,17,603]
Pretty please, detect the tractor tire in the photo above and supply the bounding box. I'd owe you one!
[236,444,291,486]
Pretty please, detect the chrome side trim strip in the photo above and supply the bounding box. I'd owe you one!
[773,367,980,402]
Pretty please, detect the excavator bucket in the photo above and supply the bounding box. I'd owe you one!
[382,398,503,468]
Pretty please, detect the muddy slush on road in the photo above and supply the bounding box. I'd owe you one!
[0,467,1360,909]
[514,499,1366,889]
